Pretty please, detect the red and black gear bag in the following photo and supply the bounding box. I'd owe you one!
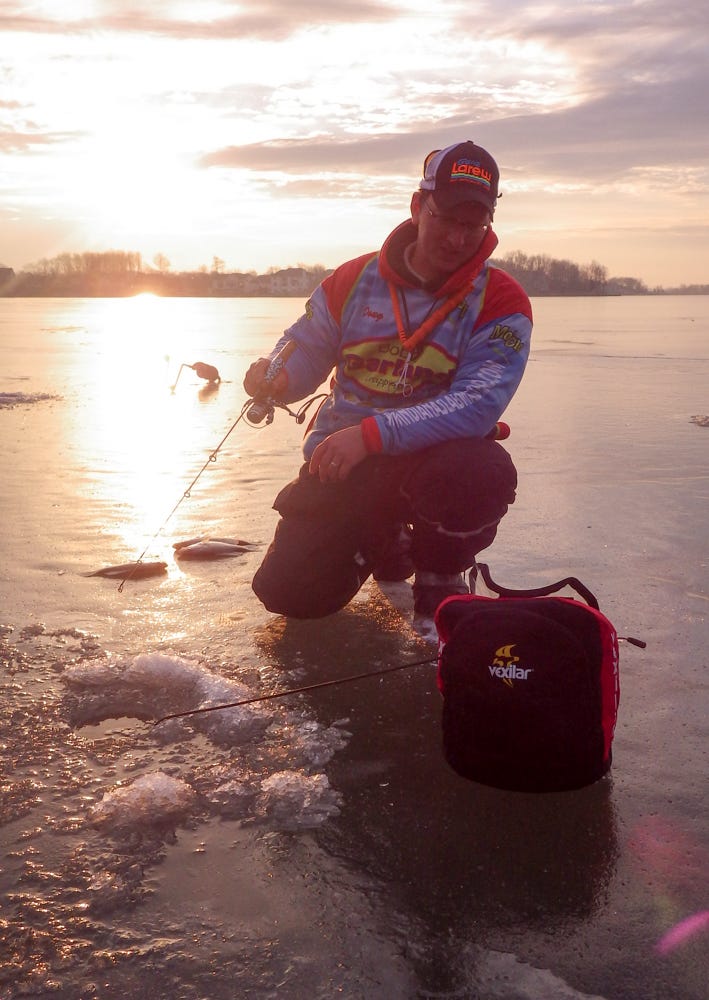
[435,564,622,793]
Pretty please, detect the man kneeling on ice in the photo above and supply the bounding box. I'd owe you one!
[243,141,532,637]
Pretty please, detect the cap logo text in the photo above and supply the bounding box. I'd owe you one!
[451,158,492,190]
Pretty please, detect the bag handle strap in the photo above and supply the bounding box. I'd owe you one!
[476,563,600,610]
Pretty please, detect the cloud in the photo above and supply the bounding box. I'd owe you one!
[0,0,404,41]
[464,2,709,115]
[462,0,709,50]
[449,0,708,159]
[193,0,708,201]
[200,133,420,172]
[479,81,708,183]
[198,69,708,191]
[0,127,75,153]
[187,0,707,193]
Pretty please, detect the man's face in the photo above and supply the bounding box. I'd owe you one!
[410,191,491,282]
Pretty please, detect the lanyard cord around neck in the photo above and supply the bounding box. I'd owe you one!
[387,278,473,352]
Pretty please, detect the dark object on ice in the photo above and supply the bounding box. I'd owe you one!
[171,361,220,391]
[173,537,257,560]
[191,362,220,383]
[690,414,709,427]
[435,563,644,793]
[85,561,168,579]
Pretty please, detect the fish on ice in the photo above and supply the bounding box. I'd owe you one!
[84,561,168,579]
[173,536,258,560]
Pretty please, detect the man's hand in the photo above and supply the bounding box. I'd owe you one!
[309,425,369,482]
[243,357,288,399]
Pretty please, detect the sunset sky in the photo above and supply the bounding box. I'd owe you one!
[1,0,707,287]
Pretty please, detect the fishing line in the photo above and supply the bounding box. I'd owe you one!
[117,391,326,591]
[117,398,252,590]
[153,653,437,726]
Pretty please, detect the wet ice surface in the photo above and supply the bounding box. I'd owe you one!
[1,297,708,999]
[0,628,378,999]
[1,620,636,1000]
[63,649,347,831]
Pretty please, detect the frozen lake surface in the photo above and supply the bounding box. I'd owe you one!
[0,295,707,998]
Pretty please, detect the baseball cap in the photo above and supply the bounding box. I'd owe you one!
[419,141,499,214]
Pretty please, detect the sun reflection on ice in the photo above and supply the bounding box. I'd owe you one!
[71,296,231,556]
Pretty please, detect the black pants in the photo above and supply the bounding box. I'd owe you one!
[253,437,517,619]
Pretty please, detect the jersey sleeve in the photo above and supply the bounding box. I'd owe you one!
[269,254,377,402]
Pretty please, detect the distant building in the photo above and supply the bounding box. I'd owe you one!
[265,267,315,295]
[210,272,261,295]
[210,266,326,297]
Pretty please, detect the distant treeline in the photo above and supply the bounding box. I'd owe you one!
[0,249,706,297]
[492,251,706,296]
[0,252,328,298]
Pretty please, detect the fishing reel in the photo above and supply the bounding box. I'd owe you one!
[245,393,326,428]
[244,341,326,427]
[244,340,296,425]
[245,396,277,425]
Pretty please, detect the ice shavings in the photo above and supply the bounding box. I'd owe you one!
[270,718,351,770]
[88,769,342,835]
[62,651,272,743]
[201,763,343,830]
[58,649,349,836]
[205,776,256,819]
[89,772,196,834]
[473,949,610,999]
[253,771,342,831]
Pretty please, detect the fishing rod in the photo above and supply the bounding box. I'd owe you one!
[118,343,328,590]
[118,343,312,591]
[118,398,250,590]
[153,653,438,726]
